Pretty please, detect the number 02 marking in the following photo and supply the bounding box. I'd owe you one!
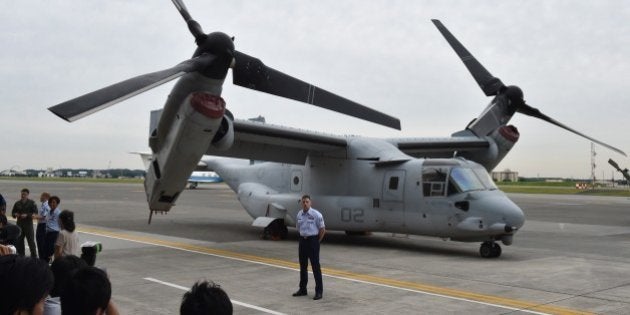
[341,208,364,223]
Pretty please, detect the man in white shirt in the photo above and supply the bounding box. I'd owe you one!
[292,195,326,300]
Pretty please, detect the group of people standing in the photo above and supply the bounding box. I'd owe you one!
[4,188,79,262]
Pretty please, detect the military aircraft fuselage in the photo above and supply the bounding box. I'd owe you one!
[212,138,525,246]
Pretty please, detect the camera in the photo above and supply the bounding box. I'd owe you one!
[0,224,21,247]
[81,241,103,266]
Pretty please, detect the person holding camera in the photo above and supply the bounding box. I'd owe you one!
[1,213,21,254]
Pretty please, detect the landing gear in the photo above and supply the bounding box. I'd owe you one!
[262,219,288,240]
[479,241,502,258]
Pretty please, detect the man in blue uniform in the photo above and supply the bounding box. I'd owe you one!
[292,195,326,300]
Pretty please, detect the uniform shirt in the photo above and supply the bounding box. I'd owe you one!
[38,200,50,224]
[56,229,79,257]
[11,199,37,223]
[296,208,325,237]
[46,208,61,232]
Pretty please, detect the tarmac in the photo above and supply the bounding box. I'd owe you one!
[2,179,630,314]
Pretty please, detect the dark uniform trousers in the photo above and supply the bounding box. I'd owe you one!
[298,235,323,294]
[16,220,37,257]
[36,223,47,260]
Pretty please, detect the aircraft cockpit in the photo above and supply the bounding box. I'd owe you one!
[422,159,497,197]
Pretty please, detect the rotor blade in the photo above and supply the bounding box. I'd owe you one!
[171,0,205,42]
[608,159,622,172]
[231,50,401,130]
[518,103,627,156]
[171,0,192,21]
[49,54,216,122]
[432,19,504,96]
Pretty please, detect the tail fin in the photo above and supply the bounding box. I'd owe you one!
[130,152,154,170]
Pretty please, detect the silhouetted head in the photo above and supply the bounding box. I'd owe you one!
[0,255,53,315]
[180,280,232,315]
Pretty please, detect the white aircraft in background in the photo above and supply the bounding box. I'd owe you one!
[50,1,625,258]
[187,171,222,189]
[134,152,225,189]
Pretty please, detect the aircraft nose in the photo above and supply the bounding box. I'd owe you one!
[502,197,525,231]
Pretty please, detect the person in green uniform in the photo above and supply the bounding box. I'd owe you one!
[11,188,38,257]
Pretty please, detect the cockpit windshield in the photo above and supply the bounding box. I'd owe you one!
[472,166,498,190]
[422,162,498,197]
[449,167,485,193]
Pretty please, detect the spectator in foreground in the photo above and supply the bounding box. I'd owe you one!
[0,213,21,248]
[180,280,233,315]
[0,192,6,215]
[0,255,54,315]
[54,209,79,259]
[45,255,88,315]
[60,266,119,315]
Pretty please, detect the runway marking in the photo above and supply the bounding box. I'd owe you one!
[143,277,286,315]
[79,226,592,315]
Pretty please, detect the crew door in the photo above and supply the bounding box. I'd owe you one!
[383,170,405,202]
[380,170,406,229]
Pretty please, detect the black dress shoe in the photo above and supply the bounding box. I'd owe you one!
[292,290,307,297]
[313,293,322,300]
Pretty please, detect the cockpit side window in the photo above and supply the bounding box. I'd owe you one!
[422,168,447,197]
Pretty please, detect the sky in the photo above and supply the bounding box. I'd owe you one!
[1,0,629,179]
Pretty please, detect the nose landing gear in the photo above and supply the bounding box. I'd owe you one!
[262,219,288,240]
[480,241,502,258]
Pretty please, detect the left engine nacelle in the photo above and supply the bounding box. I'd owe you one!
[210,115,234,151]
[145,92,226,212]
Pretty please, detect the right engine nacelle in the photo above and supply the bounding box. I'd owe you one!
[459,125,520,171]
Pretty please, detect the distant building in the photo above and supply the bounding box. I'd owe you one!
[0,168,27,176]
[491,169,518,182]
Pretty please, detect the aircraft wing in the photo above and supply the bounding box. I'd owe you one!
[206,119,348,164]
[387,137,490,158]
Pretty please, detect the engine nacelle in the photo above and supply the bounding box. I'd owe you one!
[210,116,234,151]
[459,125,519,171]
[144,92,226,212]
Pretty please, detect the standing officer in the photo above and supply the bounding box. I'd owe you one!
[35,192,51,261]
[292,195,326,300]
[11,188,38,257]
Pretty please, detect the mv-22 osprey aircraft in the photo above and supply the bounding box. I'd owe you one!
[49,1,625,258]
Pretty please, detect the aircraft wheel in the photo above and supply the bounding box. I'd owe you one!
[263,220,288,241]
[491,243,502,258]
[480,241,500,258]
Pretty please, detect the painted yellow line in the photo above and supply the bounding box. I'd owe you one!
[78,226,593,315]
